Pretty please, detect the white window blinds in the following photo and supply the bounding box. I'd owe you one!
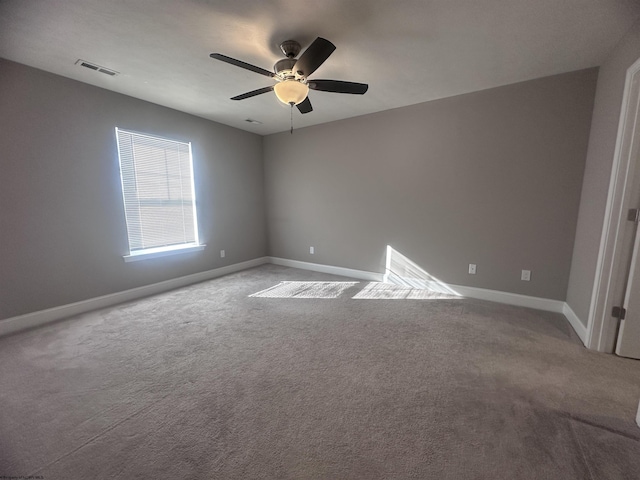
[116,128,200,256]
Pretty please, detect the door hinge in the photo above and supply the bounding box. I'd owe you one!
[628,208,640,223]
[612,306,626,320]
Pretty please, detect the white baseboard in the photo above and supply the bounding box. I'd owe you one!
[561,303,588,346]
[0,257,269,337]
[1,255,588,345]
[268,257,590,342]
[268,257,384,282]
[451,284,565,314]
[268,257,565,313]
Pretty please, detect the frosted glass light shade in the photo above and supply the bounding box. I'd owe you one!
[274,80,309,105]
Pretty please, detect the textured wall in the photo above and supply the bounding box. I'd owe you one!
[0,59,267,319]
[264,69,597,300]
[566,19,640,325]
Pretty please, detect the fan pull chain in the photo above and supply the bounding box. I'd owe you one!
[290,103,294,134]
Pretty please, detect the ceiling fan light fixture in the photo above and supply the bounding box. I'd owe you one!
[274,79,309,105]
[210,37,367,116]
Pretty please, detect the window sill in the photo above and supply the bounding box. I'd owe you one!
[123,244,205,262]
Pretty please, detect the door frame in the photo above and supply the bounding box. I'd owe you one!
[587,56,640,352]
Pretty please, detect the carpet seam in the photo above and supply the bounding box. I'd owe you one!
[561,412,640,442]
[567,418,596,480]
[26,393,170,477]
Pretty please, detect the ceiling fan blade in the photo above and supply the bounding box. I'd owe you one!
[296,97,313,114]
[293,37,336,77]
[309,80,369,95]
[231,85,274,100]
[210,53,274,77]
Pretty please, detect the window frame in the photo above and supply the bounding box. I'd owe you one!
[115,127,204,262]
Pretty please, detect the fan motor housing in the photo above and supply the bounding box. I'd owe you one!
[274,58,296,77]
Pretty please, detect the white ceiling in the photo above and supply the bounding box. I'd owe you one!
[1,0,639,135]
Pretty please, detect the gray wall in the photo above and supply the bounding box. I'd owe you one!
[0,59,267,320]
[264,69,597,300]
[566,19,640,325]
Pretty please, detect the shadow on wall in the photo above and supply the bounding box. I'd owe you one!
[250,246,461,300]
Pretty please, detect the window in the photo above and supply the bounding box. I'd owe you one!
[115,128,203,261]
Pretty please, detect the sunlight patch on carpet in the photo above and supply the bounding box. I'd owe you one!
[250,281,359,299]
[352,282,460,300]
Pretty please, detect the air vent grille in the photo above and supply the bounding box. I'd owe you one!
[75,59,118,77]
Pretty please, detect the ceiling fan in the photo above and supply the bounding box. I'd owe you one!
[209,37,368,114]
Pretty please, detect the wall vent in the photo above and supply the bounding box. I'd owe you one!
[75,59,119,77]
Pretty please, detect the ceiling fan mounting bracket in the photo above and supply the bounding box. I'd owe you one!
[279,40,301,59]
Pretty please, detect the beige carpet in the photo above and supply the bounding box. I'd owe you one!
[1,264,639,479]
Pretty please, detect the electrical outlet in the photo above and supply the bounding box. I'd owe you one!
[220,250,225,258]
[309,246,315,254]
[468,264,477,275]
[521,270,531,281]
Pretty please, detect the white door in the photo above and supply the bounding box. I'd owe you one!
[616,210,640,358]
